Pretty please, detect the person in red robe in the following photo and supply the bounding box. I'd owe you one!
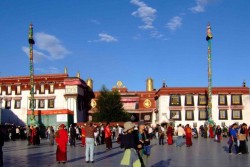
[31,126,36,145]
[209,125,214,138]
[185,124,192,147]
[166,124,173,145]
[29,126,34,145]
[104,122,112,150]
[55,124,68,164]
[81,124,86,147]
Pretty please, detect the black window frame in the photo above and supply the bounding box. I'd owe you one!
[219,109,228,120]
[48,84,54,94]
[15,85,21,95]
[169,94,181,106]
[14,100,21,109]
[39,84,45,94]
[218,94,227,106]
[198,94,208,106]
[170,110,181,120]
[48,99,55,108]
[6,85,12,95]
[38,99,45,109]
[232,109,242,120]
[231,95,242,105]
[199,109,208,120]
[5,100,11,109]
[185,94,194,106]
[185,110,194,120]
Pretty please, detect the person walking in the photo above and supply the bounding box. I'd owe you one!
[215,125,222,143]
[238,123,247,154]
[120,121,141,167]
[49,126,55,145]
[100,124,105,145]
[138,121,150,167]
[0,125,4,166]
[245,124,249,153]
[175,124,185,147]
[204,125,208,138]
[55,124,68,164]
[185,124,192,147]
[85,122,96,163]
[104,122,112,150]
[199,125,204,137]
[69,124,76,147]
[81,125,86,147]
[228,123,239,154]
[26,125,32,145]
[34,126,40,145]
[166,124,173,145]
[209,125,214,138]
[158,125,165,145]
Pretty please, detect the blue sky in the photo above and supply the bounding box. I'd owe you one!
[0,0,250,91]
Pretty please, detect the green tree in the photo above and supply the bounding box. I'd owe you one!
[92,86,130,122]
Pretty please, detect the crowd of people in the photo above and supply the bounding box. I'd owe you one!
[0,121,249,166]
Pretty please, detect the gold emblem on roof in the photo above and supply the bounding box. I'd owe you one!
[143,99,152,108]
[91,99,97,108]
[116,81,123,88]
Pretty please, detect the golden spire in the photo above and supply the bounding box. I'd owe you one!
[86,78,93,89]
[146,77,154,91]
[77,72,80,78]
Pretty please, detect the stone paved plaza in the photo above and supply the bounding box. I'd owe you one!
[2,137,249,167]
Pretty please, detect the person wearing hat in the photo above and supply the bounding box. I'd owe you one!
[138,121,150,165]
[55,124,68,164]
[120,122,141,167]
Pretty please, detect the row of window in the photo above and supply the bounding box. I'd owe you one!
[3,99,55,109]
[170,94,242,106]
[169,109,242,121]
[0,84,55,95]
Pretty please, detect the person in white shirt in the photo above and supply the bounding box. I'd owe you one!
[175,124,186,147]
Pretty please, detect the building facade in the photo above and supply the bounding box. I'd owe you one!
[0,71,94,127]
[1,71,249,128]
[89,79,156,123]
[155,86,250,128]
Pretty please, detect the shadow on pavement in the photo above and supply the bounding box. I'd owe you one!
[94,150,123,162]
[222,146,229,153]
[151,158,172,167]
[67,156,85,163]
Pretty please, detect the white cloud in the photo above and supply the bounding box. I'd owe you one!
[35,66,60,74]
[99,33,118,42]
[89,33,118,43]
[90,19,100,25]
[131,0,157,30]
[150,30,163,39]
[35,32,70,60]
[190,0,209,13]
[22,32,70,62]
[22,46,50,63]
[166,16,183,31]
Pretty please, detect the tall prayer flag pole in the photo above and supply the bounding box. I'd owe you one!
[206,23,214,125]
[28,23,36,125]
